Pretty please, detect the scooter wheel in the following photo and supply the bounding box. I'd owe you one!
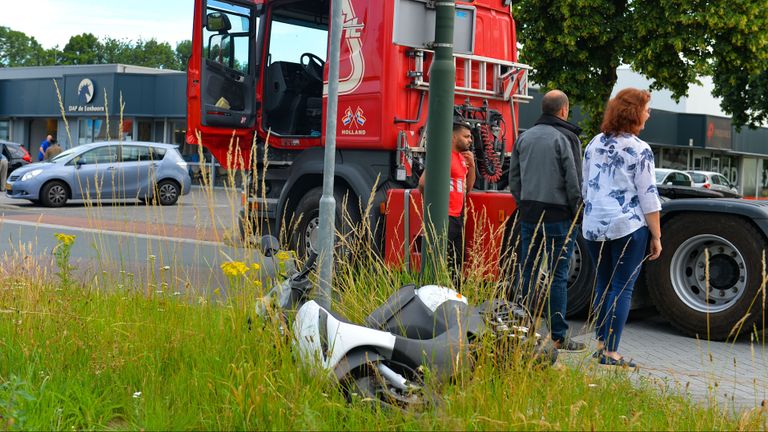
[341,363,428,409]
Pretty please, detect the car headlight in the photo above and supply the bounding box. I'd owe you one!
[177,161,188,168]
[21,169,43,182]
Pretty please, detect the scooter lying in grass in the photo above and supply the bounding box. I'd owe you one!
[256,235,556,407]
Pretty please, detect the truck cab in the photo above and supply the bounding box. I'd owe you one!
[187,0,531,258]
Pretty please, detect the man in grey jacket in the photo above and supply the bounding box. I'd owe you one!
[509,89,584,352]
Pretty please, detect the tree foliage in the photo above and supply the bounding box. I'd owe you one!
[513,0,768,135]
[0,26,190,71]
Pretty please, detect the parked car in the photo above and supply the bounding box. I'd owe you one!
[655,168,693,186]
[6,141,192,207]
[687,170,742,198]
[0,140,32,174]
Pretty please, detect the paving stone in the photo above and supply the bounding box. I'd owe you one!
[561,314,767,411]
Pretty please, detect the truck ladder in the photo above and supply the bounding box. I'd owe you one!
[408,48,532,103]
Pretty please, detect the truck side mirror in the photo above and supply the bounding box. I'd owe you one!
[206,12,231,33]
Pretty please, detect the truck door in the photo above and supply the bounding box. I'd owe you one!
[188,0,262,150]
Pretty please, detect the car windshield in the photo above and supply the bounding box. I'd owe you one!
[655,171,666,183]
[50,147,80,162]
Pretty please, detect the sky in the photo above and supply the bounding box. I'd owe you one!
[0,0,194,49]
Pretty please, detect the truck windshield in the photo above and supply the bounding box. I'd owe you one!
[268,20,327,65]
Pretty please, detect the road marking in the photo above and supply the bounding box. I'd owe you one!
[0,218,226,247]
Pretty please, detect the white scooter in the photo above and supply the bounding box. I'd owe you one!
[256,236,554,406]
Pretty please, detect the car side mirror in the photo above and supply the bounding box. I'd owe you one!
[75,158,86,167]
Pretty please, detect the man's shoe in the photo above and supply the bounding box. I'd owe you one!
[555,338,587,352]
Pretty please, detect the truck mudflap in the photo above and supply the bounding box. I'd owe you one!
[383,189,517,278]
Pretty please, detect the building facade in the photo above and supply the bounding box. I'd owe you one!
[3,64,768,197]
[0,64,187,156]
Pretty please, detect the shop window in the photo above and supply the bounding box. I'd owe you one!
[154,121,165,142]
[138,120,152,141]
[663,148,688,170]
[0,120,9,140]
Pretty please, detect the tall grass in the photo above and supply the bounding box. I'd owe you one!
[1,88,766,429]
[1,232,767,430]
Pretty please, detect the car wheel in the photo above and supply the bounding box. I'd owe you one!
[155,180,180,206]
[645,214,766,340]
[40,181,69,207]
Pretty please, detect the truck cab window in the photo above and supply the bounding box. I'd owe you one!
[203,1,253,74]
[264,2,328,137]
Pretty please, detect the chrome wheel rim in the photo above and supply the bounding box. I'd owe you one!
[669,234,746,313]
[48,185,67,206]
[567,240,583,287]
[158,183,177,203]
[304,216,320,254]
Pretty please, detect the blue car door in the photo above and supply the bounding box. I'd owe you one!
[72,145,120,200]
[119,146,156,199]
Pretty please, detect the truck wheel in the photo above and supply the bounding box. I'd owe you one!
[499,219,593,317]
[290,187,360,259]
[645,214,766,340]
[566,234,593,317]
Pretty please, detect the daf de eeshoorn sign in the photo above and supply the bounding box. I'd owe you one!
[66,75,113,114]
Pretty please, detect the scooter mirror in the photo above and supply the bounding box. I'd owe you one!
[260,235,280,258]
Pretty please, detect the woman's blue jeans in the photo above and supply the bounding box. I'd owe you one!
[585,226,649,352]
[519,220,575,343]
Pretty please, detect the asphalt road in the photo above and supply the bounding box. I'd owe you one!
[0,186,280,296]
[1,187,766,412]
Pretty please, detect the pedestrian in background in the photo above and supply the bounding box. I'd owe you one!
[509,89,585,352]
[0,151,7,190]
[581,88,662,368]
[419,118,476,286]
[38,134,52,161]
[45,138,62,160]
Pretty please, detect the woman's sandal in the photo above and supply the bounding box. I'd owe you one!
[597,353,638,369]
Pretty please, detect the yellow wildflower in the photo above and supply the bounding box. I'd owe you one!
[54,233,76,246]
[249,263,261,273]
[220,261,248,277]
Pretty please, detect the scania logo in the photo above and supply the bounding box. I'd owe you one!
[78,78,95,104]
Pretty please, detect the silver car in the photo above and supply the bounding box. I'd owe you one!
[6,141,192,207]
[687,170,741,198]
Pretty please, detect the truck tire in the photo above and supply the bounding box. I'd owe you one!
[566,235,593,317]
[290,187,360,259]
[645,214,767,340]
[500,218,593,317]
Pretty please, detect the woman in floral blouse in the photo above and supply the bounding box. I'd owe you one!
[582,88,662,368]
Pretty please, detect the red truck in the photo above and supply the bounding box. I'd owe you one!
[188,0,768,340]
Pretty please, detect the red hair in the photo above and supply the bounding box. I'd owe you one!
[600,88,651,136]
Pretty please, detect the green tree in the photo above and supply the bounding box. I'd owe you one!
[513,0,768,135]
[101,37,132,64]
[125,39,182,70]
[0,26,49,66]
[61,33,103,65]
[175,40,192,71]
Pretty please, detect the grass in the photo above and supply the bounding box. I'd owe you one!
[0,234,766,430]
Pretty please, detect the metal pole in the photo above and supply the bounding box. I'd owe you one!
[420,1,456,280]
[317,0,344,309]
